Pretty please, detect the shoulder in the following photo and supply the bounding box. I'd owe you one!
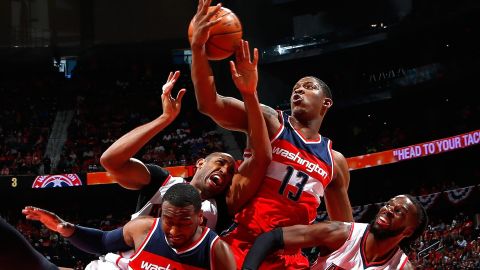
[145,164,170,180]
[126,216,156,231]
[402,260,415,270]
[124,216,156,244]
[212,237,234,257]
[331,150,349,181]
[261,105,282,135]
[332,150,347,164]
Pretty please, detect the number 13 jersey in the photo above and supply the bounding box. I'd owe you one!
[234,110,334,234]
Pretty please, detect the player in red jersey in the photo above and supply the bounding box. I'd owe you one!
[190,1,353,268]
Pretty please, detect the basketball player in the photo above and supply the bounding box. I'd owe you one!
[87,69,270,269]
[101,69,270,229]
[190,0,353,268]
[22,183,236,270]
[241,194,428,270]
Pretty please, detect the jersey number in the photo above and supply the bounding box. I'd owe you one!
[278,166,308,201]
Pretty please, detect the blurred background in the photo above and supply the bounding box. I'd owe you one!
[0,0,479,268]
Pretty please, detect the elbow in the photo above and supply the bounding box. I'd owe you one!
[100,152,116,171]
[196,102,214,117]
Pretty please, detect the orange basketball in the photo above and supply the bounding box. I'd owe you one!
[188,7,243,61]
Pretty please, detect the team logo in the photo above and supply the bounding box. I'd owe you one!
[32,174,83,188]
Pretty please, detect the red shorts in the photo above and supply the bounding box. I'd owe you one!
[222,225,309,270]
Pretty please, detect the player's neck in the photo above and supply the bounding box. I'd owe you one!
[289,116,322,139]
[174,226,204,252]
[365,233,401,263]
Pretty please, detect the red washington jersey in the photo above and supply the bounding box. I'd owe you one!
[234,110,334,235]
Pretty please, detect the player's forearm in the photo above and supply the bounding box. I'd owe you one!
[242,228,284,270]
[191,46,220,114]
[242,93,271,164]
[100,115,174,170]
[66,226,132,255]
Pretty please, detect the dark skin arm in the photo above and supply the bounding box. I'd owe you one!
[212,238,237,269]
[190,0,280,135]
[223,40,272,216]
[324,151,354,222]
[100,71,186,189]
[122,217,155,250]
[282,221,351,255]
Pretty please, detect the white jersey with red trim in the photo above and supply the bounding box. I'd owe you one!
[233,110,334,235]
[312,223,409,270]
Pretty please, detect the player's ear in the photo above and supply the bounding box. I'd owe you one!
[196,158,206,168]
[198,210,204,225]
[323,98,333,109]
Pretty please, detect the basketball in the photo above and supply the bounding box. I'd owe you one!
[188,6,243,61]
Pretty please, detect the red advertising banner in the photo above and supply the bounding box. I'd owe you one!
[346,129,480,170]
[87,166,191,185]
[86,129,480,184]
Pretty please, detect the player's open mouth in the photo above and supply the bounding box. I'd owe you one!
[292,94,303,104]
[376,215,390,227]
[208,174,223,187]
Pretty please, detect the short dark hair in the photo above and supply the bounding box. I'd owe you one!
[309,76,332,100]
[399,194,428,252]
[162,183,202,212]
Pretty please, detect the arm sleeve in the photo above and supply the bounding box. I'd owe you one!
[241,228,284,270]
[135,164,170,211]
[66,226,132,255]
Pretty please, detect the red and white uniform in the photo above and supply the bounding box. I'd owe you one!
[313,223,409,270]
[223,110,334,269]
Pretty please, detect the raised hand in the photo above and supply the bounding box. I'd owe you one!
[190,0,222,48]
[161,71,186,121]
[230,40,259,96]
[22,206,75,237]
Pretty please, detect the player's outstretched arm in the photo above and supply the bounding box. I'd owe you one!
[225,40,272,215]
[22,206,76,237]
[242,222,350,270]
[100,71,186,189]
[190,0,248,132]
[190,0,279,133]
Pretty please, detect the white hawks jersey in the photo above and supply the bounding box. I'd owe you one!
[312,223,409,270]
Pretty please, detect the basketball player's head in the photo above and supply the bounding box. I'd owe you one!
[161,183,203,248]
[370,194,428,251]
[291,76,333,121]
[190,152,236,199]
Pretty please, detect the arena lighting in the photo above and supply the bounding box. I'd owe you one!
[274,41,319,55]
